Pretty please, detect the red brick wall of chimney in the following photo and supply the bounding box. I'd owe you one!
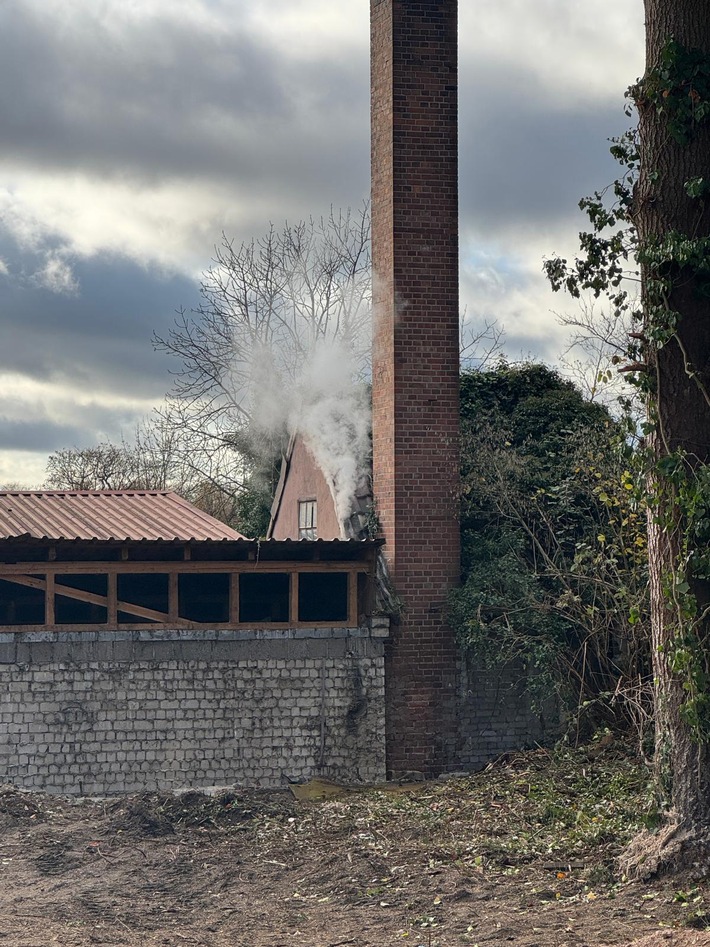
[371,0,460,775]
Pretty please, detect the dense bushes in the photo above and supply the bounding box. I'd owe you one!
[451,364,651,738]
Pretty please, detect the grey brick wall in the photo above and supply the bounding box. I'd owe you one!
[0,620,560,794]
[0,626,387,795]
[456,654,562,768]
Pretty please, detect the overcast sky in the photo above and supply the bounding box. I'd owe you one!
[0,0,644,486]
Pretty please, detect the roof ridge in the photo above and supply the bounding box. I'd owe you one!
[0,489,173,496]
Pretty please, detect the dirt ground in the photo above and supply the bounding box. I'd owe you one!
[0,747,708,947]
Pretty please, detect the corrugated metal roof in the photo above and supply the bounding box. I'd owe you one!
[0,491,247,542]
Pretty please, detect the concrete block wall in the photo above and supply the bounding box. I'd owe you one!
[0,627,387,795]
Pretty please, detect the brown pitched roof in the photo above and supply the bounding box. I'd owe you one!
[0,491,246,542]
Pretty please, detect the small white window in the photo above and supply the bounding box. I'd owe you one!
[298,500,317,540]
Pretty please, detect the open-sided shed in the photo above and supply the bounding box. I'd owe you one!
[0,491,377,631]
[0,492,387,795]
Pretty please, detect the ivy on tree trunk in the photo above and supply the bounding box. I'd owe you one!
[545,0,710,872]
[636,1,710,839]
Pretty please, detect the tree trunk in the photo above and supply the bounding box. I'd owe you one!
[630,0,710,869]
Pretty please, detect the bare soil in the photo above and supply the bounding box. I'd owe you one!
[0,747,708,947]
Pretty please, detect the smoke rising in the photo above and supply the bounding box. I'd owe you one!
[249,336,371,537]
[294,341,371,532]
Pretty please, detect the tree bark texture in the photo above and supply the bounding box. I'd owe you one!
[637,0,710,834]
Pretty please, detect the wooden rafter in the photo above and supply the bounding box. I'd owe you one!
[0,561,369,575]
[3,574,171,623]
[0,557,376,630]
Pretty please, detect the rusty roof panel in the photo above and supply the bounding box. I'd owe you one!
[0,491,246,542]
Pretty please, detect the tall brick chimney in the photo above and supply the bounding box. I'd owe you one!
[371,0,460,775]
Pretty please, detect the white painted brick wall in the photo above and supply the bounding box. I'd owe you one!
[0,630,387,795]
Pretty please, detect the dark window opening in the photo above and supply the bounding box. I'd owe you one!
[56,595,107,624]
[117,573,168,624]
[179,573,229,623]
[298,572,348,623]
[239,573,289,623]
[55,574,108,624]
[0,577,45,625]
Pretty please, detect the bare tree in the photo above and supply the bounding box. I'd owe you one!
[43,209,372,529]
[459,311,506,372]
[45,443,147,491]
[43,422,249,528]
[153,205,372,475]
[556,302,639,410]
[47,205,508,532]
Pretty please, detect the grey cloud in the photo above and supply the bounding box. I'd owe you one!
[0,238,201,399]
[0,0,638,484]
[497,328,565,366]
[30,253,80,296]
[0,415,110,453]
[459,64,630,233]
[0,2,631,239]
[0,3,369,198]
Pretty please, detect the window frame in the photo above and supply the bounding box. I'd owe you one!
[298,499,317,540]
[0,560,366,632]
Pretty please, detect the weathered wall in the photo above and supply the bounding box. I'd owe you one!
[456,656,561,768]
[270,436,341,540]
[0,625,387,795]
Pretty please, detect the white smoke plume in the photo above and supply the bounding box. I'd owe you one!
[292,341,371,532]
[208,208,374,533]
[248,336,371,537]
